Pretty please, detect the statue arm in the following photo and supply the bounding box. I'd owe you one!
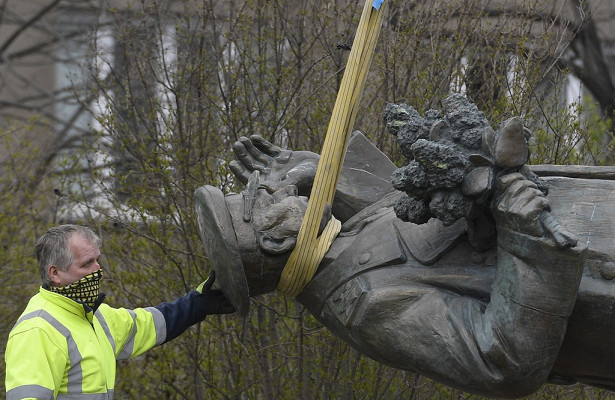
[313,229,585,397]
[304,174,587,397]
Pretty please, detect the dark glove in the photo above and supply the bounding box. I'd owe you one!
[196,271,236,315]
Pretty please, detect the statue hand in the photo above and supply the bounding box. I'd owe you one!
[493,173,577,248]
[493,173,550,237]
[229,135,319,195]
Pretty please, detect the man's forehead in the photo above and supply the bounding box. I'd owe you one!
[69,235,100,254]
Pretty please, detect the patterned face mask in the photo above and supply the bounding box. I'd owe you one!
[49,269,103,308]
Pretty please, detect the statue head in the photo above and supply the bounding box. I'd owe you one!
[195,172,330,316]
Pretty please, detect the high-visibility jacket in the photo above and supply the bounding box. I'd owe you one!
[5,286,209,400]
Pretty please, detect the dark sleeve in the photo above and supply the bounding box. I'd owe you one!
[154,290,208,343]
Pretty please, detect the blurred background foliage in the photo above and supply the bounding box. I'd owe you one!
[1,0,615,398]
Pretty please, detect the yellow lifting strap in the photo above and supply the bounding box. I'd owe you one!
[277,0,387,297]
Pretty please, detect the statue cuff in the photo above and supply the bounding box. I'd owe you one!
[494,227,587,317]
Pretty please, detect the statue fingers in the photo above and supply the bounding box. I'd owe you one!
[496,172,524,192]
[500,190,549,236]
[507,187,548,215]
[495,175,550,235]
[250,135,284,158]
[496,178,526,212]
[502,184,546,220]
[497,176,539,209]
[238,136,271,167]
[229,160,250,185]
[513,195,548,222]
[233,138,267,172]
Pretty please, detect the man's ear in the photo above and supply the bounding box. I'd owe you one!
[47,265,61,286]
[258,232,296,255]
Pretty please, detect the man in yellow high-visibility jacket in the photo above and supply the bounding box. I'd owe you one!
[5,224,235,400]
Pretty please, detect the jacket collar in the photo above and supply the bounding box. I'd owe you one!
[39,286,105,322]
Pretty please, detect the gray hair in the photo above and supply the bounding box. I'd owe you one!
[36,224,102,285]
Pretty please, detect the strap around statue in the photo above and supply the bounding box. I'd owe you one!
[277,0,387,297]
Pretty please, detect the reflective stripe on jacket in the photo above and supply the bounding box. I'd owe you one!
[5,287,167,400]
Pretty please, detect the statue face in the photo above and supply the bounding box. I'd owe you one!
[236,184,331,296]
[252,185,308,255]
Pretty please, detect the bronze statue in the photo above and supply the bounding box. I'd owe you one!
[195,97,615,397]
